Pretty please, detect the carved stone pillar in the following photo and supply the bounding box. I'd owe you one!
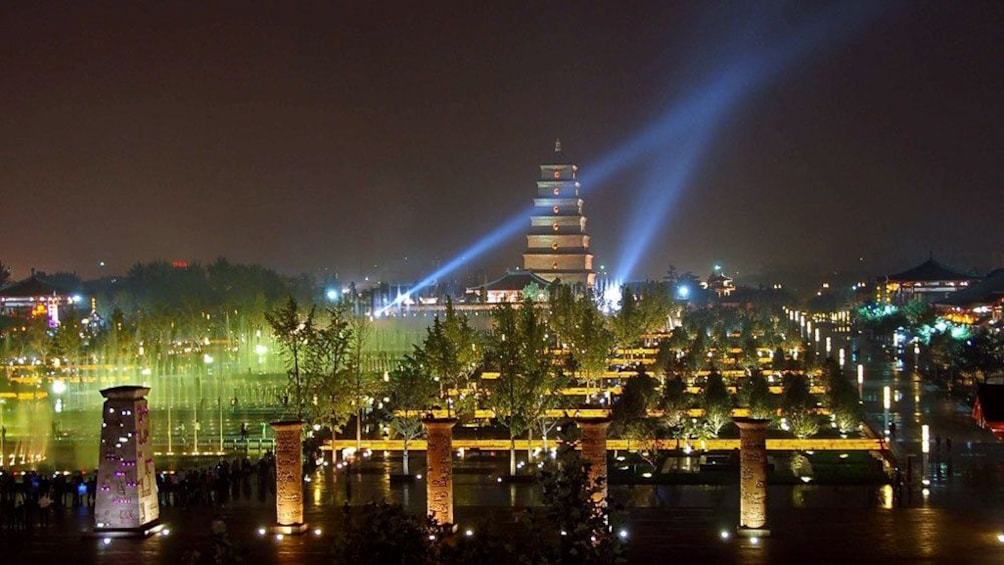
[734,417,770,536]
[271,420,308,534]
[423,417,456,526]
[94,386,161,537]
[577,417,611,507]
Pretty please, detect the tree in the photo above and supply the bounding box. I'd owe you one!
[958,328,1004,384]
[702,370,732,437]
[422,298,480,417]
[386,350,439,475]
[610,286,643,352]
[548,288,614,399]
[822,359,863,433]
[611,368,659,437]
[781,372,818,439]
[659,373,691,429]
[347,313,380,450]
[611,368,662,470]
[483,299,558,476]
[265,295,315,420]
[301,304,354,432]
[740,370,775,421]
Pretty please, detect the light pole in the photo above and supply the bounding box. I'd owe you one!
[0,398,6,468]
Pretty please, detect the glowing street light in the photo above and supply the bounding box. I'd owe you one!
[883,385,891,434]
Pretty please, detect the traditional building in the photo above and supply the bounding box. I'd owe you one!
[0,274,76,327]
[466,270,551,304]
[936,268,1004,325]
[522,140,595,288]
[877,257,976,304]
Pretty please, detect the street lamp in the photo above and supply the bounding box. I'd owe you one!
[0,398,6,468]
[883,385,891,435]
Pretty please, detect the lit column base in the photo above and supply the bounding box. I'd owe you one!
[272,523,310,535]
[90,520,164,538]
[735,526,771,538]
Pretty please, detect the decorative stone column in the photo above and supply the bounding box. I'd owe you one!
[422,417,456,526]
[577,417,611,507]
[271,420,308,534]
[734,417,770,536]
[94,386,162,537]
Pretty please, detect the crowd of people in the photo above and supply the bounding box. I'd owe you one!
[157,452,276,507]
[0,451,279,533]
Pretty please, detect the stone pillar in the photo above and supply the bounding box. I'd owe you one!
[734,417,770,536]
[577,417,611,507]
[271,420,308,534]
[423,417,456,526]
[94,386,161,537]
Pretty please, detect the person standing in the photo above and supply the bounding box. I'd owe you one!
[38,492,51,527]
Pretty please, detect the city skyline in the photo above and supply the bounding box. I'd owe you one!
[2,2,1002,283]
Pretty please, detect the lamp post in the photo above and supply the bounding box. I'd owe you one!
[0,398,6,468]
[883,385,891,435]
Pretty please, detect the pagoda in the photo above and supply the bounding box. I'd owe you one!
[522,140,595,288]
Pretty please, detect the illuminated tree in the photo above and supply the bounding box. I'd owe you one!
[549,287,614,398]
[658,373,691,428]
[701,370,732,437]
[421,298,480,418]
[302,304,354,432]
[483,299,557,476]
[740,370,775,421]
[385,350,439,475]
[265,295,316,420]
[781,372,818,438]
[347,313,380,450]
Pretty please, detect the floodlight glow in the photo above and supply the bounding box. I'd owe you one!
[677,285,690,298]
[377,4,885,290]
[326,289,339,301]
[377,208,531,315]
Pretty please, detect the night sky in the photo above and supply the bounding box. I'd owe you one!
[2,2,1002,285]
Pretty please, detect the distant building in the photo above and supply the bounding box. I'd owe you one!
[0,274,76,327]
[935,268,1004,325]
[702,271,736,298]
[877,257,976,304]
[522,140,595,288]
[467,270,552,304]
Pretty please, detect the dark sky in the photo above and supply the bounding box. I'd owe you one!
[2,2,1002,285]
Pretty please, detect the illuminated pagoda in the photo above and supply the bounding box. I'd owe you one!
[522,140,595,288]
